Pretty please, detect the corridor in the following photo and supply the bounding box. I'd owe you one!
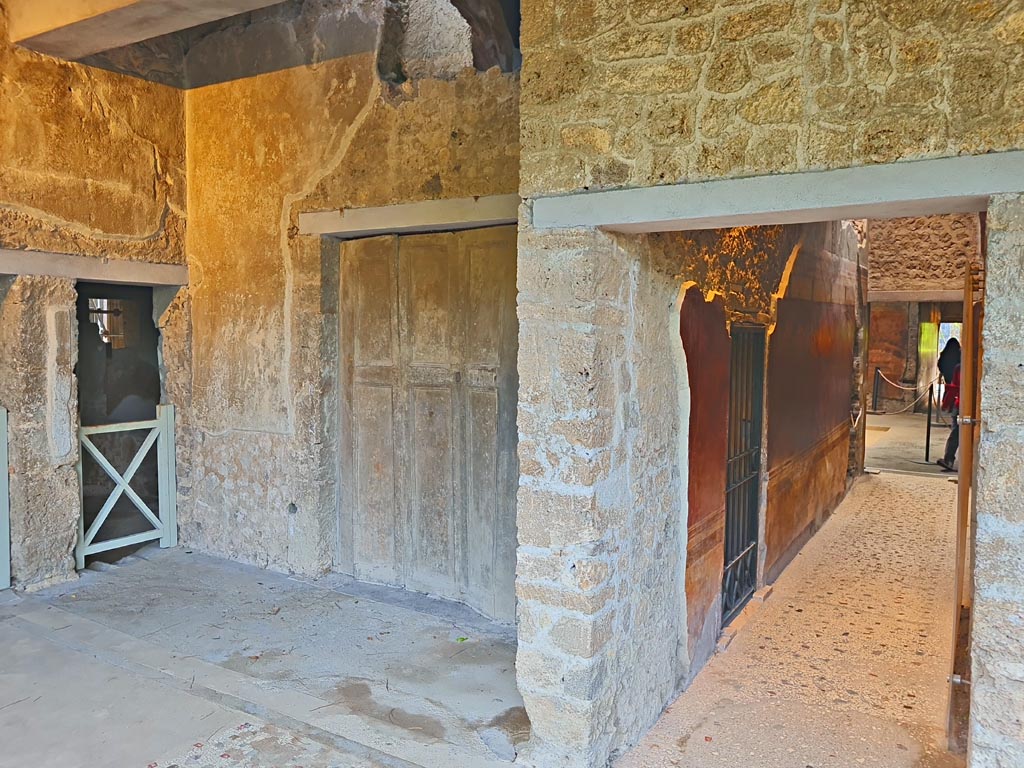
[619,473,964,768]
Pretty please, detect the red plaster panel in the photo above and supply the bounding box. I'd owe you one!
[680,286,730,664]
[765,298,855,579]
[867,302,910,386]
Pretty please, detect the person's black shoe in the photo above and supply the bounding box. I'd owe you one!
[937,458,956,471]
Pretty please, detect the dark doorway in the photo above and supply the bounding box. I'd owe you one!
[722,325,766,624]
[76,283,162,564]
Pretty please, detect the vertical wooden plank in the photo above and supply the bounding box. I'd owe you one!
[408,387,456,593]
[0,407,10,589]
[340,236,401,583]
[75,423,86,571]
[948,269,976,739]
[466,388,499,612]
[461,225,519,620]
[352,384,400,583]
[159,404,178,548]
[399,233,459,599]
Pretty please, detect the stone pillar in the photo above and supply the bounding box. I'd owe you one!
[514,224,623,768]
[514,219,690,767]
[0,276,80,589]
[971,192,1024,767]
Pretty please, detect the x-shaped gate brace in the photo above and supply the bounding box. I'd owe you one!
[75,405,177,569]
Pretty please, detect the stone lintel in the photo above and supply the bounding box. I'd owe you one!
[867,290,965,304]
[532,152,1024,233]
[298,195,521,240]
[0,249,188,286]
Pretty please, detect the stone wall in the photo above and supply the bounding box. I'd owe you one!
[0,277,79,588]
[0,3,186,589]
[972,192,1024,768]
[514,219,862,767]
[0,4,186,261]
[868,214,982,293]
[519,0,1024,197]
[181,1,520,575]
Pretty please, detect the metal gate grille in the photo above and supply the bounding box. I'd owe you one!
[722,326,766,624]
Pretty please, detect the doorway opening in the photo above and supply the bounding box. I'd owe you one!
[650,217,974,766]
[76,283,162,566]
[336,225,519,623]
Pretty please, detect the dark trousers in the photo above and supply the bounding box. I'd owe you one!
[944,409,960,465]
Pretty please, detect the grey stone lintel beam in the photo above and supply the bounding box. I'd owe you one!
[0,249,188,286]
[532,152,1024,233]
[299,195,521,240]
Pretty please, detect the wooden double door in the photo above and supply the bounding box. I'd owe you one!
[338,226,518,621]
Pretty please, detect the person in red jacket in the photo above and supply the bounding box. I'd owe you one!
[938,363,960,471]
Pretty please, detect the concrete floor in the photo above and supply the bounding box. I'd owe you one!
[618,473,964,768]
[0,548,526,767]
[865,412,955,476]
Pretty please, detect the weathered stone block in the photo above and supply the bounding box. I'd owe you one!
[549,612,614,658]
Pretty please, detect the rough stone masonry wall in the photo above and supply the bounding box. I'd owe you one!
[182,0,519,575]
[0,3,187,588]
[514,220,861,767]
[868,214,982,293]
[515,222,687,768]
[519,0,1024,196]
[972,193,1024,768]
[0,277,78,589]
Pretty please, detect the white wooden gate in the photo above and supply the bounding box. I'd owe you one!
[1,406,10,590]
[75,404,177,569]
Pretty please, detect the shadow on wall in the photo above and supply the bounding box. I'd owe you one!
[82,0,519,89]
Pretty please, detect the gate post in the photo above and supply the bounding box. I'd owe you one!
[157,404,178,548]
[1,407,10,590]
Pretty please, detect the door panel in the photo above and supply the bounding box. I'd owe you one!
[339,236,400,580]
[352,384,400,583]
[339,226,518,621]
[409,386,456,592]
[404,236,455,367]
[466,388,499,611]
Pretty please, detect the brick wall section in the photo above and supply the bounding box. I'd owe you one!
[868,214,982,293]
[972,193,1024,767]
[519,0,1024,197]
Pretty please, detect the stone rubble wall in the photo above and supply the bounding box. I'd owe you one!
[182,1,520,575]
[515,218,862,767]
[0,3,187,589]
[973,192,1024,768]
[0,277,80,589]
[519,0,1024,197]
[868,214,983,293]
[0,3,186,261]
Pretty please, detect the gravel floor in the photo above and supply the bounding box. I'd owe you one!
[617,473,965,768]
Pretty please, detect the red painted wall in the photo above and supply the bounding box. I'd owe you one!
[765,298,855,580]
[679,286,730,668]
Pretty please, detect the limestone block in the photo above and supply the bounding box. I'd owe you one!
[549,612,615,658]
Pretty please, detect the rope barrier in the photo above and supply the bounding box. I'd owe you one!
[872,386,934,416]
[877,370,940,392]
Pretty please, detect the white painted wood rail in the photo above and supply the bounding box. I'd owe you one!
[1,406,10,590]
[75,404,178,569]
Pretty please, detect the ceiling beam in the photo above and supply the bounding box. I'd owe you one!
[7,0,285,60]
